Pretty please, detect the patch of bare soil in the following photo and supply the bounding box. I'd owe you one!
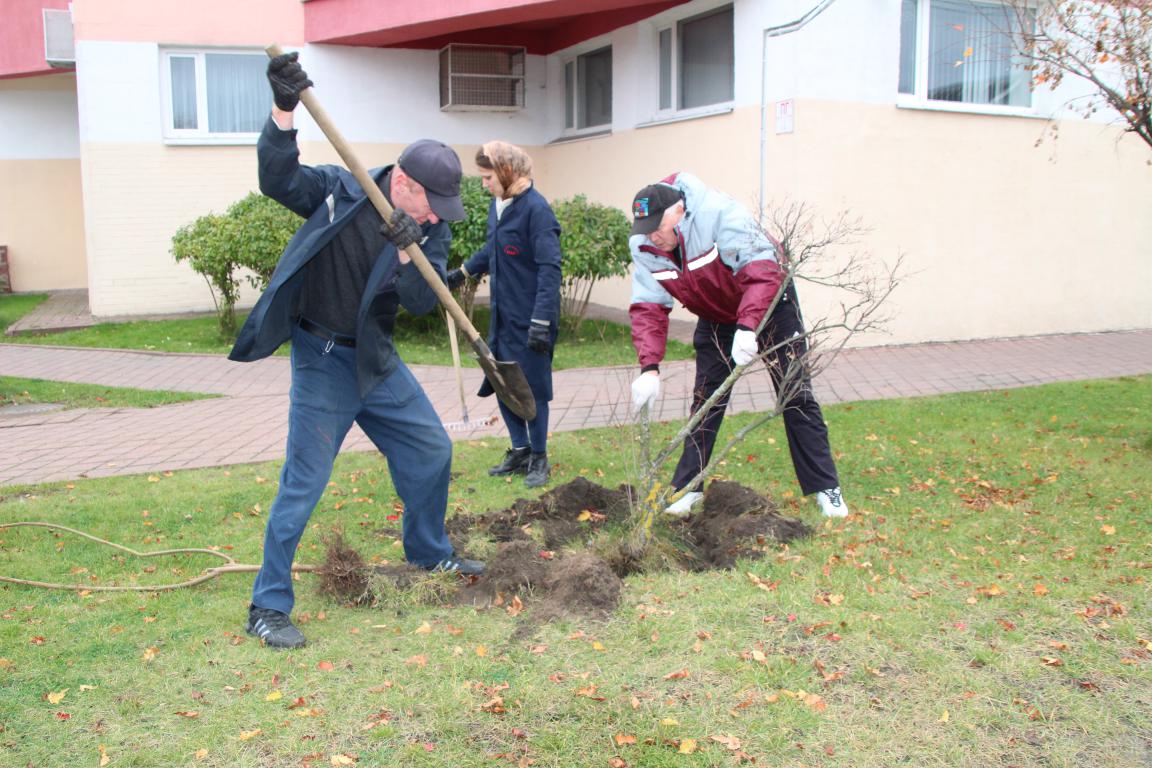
[322,478,809,619]
[683,481,812,569]
[448,476,633,550]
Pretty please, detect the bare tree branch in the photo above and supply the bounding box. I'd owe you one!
[1006,0,1152,151]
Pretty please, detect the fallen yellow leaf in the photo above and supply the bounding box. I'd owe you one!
[99,744,110,767]
[142,646,159,662]
[938,710,949,723]
[238,729,261,741]
[194,748,208,759]
[415,621,433,635]
[265,690,283,702]
[47,689,68,705]
[678,739,698,754]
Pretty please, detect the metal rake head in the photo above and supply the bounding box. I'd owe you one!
[442,414,499,432]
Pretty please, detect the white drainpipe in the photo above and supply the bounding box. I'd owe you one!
[758,0,842,221]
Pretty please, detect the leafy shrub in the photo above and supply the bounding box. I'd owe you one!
[447,175,490,321]
[172,193,301,339]
[553,195,631,332]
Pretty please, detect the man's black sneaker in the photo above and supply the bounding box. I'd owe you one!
[488,446,531,476]
[246,605,307,649]
[428,557,486,576]
[524,452,550,489]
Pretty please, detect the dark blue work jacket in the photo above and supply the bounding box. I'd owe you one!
[463,185,562,401]
[229,117,449,397]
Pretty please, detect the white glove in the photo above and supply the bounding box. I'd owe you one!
[630,372,661,411]
[731,328,759,366]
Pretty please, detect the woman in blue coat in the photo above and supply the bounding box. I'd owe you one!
[447,142,562,488]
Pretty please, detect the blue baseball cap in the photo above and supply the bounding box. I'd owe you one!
[398,139,466,221]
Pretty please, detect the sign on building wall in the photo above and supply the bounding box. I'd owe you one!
[775,99,795,134]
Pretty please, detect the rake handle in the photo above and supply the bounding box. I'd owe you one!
[445,308,469,421]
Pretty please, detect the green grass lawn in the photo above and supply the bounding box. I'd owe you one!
[0,293,47,331]
[0,296,692,370]
[1,377,1149,767]
[0,376,217,411]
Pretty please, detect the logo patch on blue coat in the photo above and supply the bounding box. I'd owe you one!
[504,245,520,257]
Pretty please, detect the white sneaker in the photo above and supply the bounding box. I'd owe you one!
[816,487,849,517]
[664,491,704,516]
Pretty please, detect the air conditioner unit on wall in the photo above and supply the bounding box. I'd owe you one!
[439,44,525,112]
[43,8,75,68]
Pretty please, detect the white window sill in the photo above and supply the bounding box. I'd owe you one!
[895,97,1040,120]
[163,135,260,146]
[549,127,612,144]
[636,104,734,129]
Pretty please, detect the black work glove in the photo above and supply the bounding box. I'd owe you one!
[445,268,467,290]
[527,321,551,354]
[267,52,313,112]
[379,209,421,251]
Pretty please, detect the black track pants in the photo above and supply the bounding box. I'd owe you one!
[670,290,839,496]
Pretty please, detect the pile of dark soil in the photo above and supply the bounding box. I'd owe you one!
[681,481,812,569]
[448,476,633,550]
[325,478,810,620]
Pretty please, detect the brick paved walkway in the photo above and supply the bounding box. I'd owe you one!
[2,329,1150,486]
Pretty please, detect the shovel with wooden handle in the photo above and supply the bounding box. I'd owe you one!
[265,44,536,422]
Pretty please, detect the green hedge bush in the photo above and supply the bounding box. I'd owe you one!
[171,192,301,339]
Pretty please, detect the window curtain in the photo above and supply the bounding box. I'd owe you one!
[170,56,197,130]
[898,0,919,94]
[577,47,612,129]
[679,6,734,109]
[928,0,1030,106]
[206,53,269,133]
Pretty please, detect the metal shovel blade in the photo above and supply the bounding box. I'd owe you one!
[472,338,536,421]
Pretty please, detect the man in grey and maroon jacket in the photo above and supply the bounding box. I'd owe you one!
[627,173,847,518]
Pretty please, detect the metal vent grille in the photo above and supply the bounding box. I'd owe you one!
[43,8,75,67]
[439,44,526,111]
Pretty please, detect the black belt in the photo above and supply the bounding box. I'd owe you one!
[298,317,356,348]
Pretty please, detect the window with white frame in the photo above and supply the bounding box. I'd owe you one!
[898,0,1034,109]
[162,50,269,140]
[657,4,734,113]
[563,46,613,132]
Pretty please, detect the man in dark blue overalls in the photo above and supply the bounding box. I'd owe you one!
[229,52,483,649]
